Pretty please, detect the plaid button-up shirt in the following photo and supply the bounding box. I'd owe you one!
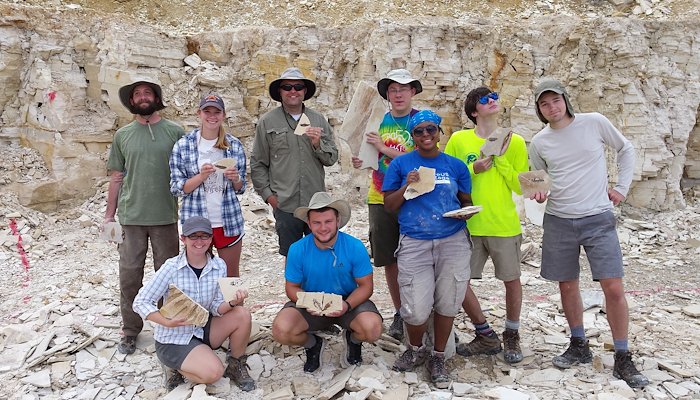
[133,252,226,345]
[170,129,246,237]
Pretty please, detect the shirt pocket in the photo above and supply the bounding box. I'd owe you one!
[267,128,290,155]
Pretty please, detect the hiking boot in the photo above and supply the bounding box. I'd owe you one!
[427,352,450,389]
[342,329,362,367]
[161,362,185,391]
[387,313,404,341]
[225,355,256,392]
[117,335,136,355]
[613,351,649,388]
[303,335,324,373]
[456,332,502,357]
[393,344,428,371]
[502,329,523,363]
[553,337,592,369]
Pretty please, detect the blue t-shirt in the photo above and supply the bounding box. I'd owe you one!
[286,232,372,297]
[382,151,472,240]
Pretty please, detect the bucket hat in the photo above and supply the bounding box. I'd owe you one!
[268,67,316,102]
[533,79,575,124]
[377,69,423,100]
[293,192,351,229]
[118,78,166,113]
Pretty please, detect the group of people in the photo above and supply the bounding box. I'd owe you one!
[103,66,649,393]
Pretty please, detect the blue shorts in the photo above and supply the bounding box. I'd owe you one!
[541,211,624,282]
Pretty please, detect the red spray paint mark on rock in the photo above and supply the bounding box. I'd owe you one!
[48,91,57,102]
[9,218,31,302]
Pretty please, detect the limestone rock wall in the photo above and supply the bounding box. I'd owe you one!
[1,5,698,211]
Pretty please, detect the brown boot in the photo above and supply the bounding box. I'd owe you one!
[225,355,256,392]
[502,329,523,363]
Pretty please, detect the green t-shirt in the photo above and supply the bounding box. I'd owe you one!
[444,129,528,237]
[107,119,184,225]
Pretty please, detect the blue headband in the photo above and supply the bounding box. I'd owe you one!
[408,110,442,133]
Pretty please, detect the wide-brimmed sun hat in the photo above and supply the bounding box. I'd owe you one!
[377,69,423,100]
[268,67,316,102]
[293,192,351,229]
[118,78,166,113]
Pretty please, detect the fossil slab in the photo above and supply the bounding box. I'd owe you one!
[293,113,311,136]
[338,81,385,170]
[442,205,483,218]
[213,158,235,170]
[404,166,435,200]
[480,127,513,157]
[518,170,551,198]
[99,221,122,244]
[159,284,209,327]
[296,292,343,315]
[218,277,248,302]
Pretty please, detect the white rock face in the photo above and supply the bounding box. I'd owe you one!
[0,3,698,211]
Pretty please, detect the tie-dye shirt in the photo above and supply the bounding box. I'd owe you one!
[367,110,417,204]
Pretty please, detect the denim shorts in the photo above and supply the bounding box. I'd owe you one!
[541,211,624,282]
[395,229,471,325]
[470,235,522,281]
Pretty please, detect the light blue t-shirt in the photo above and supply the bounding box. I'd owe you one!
[286,232,372,297]
[382,151,472,240]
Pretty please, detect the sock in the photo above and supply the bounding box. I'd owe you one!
[570,325,585,339]
[613,339,628,352]
[303,334,317,349]
[505,319,520,331]
[432,349,445,357]
[349,332,362,345]
[474,321,494,336]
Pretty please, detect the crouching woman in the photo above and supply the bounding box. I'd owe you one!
[133,216,255,392]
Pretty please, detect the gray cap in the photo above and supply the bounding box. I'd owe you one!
[377,69,423,100]
[182,216,212,236]
[533,79,575,124]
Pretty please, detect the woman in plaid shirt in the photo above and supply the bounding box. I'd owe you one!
[170,94,246,277]
[133,216,255,392]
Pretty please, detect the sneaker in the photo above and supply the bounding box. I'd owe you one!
[502,329,523,363]
[613,351,649,388]
[117,335,136,355]
[387,313,404,341]
[342,329,362,367]
[456,332,502,356]
[161,362,185,391]
[393,344,428,371]
[303,335,324,373]
[427,352,450,389]
[552,337,593,368]
[225,355,256,392]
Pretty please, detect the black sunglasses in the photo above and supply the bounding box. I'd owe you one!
[412,125,439,137]
[280,83,306,92]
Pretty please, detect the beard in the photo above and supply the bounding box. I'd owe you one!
[313,229,338,245]
[131,100,159,116]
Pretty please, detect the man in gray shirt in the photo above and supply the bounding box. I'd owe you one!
[251,68,338,257]
[528,79,648,388]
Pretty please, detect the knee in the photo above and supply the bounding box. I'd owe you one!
[353,315,383,343]
[198,362,224,384]
[230,306,252,324]
[271,320,294,344]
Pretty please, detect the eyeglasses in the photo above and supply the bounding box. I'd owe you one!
[412,125,439,137]
[187,234,212,241]
[478,92,499,104]
[280,83,306,92]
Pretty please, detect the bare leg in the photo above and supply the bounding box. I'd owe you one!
[348,312,383,343]
[272,307,311,346]
[208,306,252,358]
[599,277,628,340]
[559,280,584,330]
[432,313,454,352]
[179,344,224,384]
[405,321,428,347]
[385,262,401,310]
[217,240,243,277]
[504,279,522,322]
[461,284,486,324]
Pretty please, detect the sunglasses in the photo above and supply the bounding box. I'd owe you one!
[280,83,306,92]
[478,92,499,104]
[187,233,212,241]
[412,125,439,137]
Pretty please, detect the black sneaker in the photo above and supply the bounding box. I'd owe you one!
[613,351,649,388]
[553,337,592,369]
[304,335,324,373]
[342,329,362,367]
[387,313,404,341]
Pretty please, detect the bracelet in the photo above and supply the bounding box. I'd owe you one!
[344,300,353,312]
[229,300,238,308]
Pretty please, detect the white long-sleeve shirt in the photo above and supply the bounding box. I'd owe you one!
[529,113,635,219]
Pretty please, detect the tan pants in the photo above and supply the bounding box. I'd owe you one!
[118,224,179,337]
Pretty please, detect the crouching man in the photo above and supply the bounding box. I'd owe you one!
[272,192,383,372]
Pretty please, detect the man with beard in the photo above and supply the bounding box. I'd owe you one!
[271,192,382,373]
[104,79,185,355]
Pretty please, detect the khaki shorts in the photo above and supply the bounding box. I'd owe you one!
[395,230,471,326]
[470,235,522,281]
[368,204,399,267]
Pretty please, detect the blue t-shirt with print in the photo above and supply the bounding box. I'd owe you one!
[382,151,472,240]
[286,232,372,297]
